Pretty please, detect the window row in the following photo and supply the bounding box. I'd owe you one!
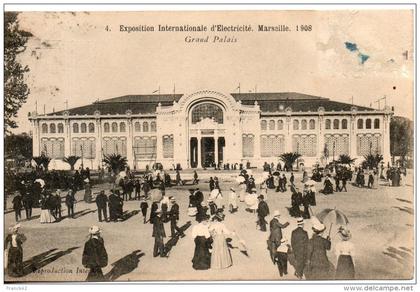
[133,121,156,132]
[324,135,350,157]
[292,135,317,157]
[41,123,65,134]
[325,119,348,130]
[260,119,316,131]
[357,118,380,130]
[134,136,157,159]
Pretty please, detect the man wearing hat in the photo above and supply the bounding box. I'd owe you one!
[169,197,184,238]
[291,217,309,279]
[257,195,269,232]
[82,226,108,281]
[95,190,108,222]
[152,209,167,257]
[12,191,23,222]
[268,210,290,263]
[306,219,332,280]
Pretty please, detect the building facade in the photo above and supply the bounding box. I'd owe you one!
[29,90,393,170]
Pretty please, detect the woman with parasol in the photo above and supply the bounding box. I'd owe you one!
[209,210,234,269]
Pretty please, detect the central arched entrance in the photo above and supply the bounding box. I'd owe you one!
[188,101,226,168]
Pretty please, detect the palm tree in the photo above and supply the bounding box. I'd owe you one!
[103,154,128,175]
[63,155,80,170]
[279,152,302,171]
[337,154,356,166]
[363,154,383,169]
[32,154,51,171]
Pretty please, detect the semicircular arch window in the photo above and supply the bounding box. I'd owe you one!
[191,103,223,124]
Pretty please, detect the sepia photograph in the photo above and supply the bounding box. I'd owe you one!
[3,5,415,284]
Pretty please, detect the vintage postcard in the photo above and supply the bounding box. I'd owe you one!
[3,7,415,283]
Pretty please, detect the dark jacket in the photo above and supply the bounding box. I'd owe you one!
[65,194,76,206]
[269,218,290,245]
[95,194,108,208]
[307,234,331,270]
[257,200,269,217]
[12,195,23,210]
[169,203,180,220]
[82,236,108,269]
[152,215,166,238]
[291,227,309,258]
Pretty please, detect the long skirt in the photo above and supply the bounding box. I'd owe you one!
[40,209,55,223]
[192,236,212,270]
[239,185,246,202]
[7,246,23,277]
[335,255,355,280]
[211,234,232,269]
[86,267,105,281]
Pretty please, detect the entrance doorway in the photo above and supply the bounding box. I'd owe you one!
[201,137,215,168]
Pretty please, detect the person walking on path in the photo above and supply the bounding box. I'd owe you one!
[12,192,23,222]
[191,214,212,270]
[82,226,108,281]
[306,220,332,280]
[209,210,233,269]
[169,197,184,237]
[4,224,26,277]
[291,217,309,279]
[275,238,290,277]
[65,190,76,219]
[335,226,355,280]
[95,190,108,222]
[257,195,270,232]
[152,210,167,257]
[140,197,149,224]
[268,210,290,263]
[22,191,33,220]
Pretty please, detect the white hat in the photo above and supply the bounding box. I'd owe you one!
[273,210,281,217]
[312,220,326,233]
[84,178,90,183]
[89,225,101,235]
[280,238,287,244]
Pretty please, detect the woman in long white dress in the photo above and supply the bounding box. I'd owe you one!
[209,212,233,269]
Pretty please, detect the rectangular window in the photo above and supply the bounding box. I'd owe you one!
[41,138,65,159]
[242,134,254,157]
[134,137,157,159]
[162,135,174,158]
[72,138,96,158]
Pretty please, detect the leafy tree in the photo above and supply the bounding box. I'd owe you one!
[32,154,51,171]
[336,154,356,165]
[103,154,127,175]
[390,116,414,159]
[4,12,33,134]
[63,155,81,171]
[280,152,302,171]
[363,154,383,169]
[4,132,32,159]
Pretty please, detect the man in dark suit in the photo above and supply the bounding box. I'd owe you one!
[291,217,309,279]
[95,190,108,222]
[169,197,184,237]
[65,190,76,218]
[257,195,269,232]
[108,191,119,222]
[22,191,33,220]
[149,201,159,224]
[12,191,22,222]
[268,210,290,263]
[82,226,108,281]
[152,210,166,257]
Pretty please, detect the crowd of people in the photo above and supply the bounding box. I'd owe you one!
[4,159,408,281]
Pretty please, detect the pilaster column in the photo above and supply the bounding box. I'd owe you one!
[285,117,293,152]
[350,115,358,158]
[95,118,102,169]
[33,119,40,156]
[382,114,392,164]
[197,135,202,168]
[215,135,219,165]
[126,118,134,169]
[65,119,71,157]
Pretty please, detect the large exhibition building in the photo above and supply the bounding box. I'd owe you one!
[29,90,393,170]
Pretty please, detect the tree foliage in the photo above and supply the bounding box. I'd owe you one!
[363,154,383,169]
[279,152,302,170]
[4,132,32,159]
[390,116,413,158]
[103,154,128,175]
[32,154,51,171]
[4,12,32,134]
[63,155,81,171]
[336,154,356,165]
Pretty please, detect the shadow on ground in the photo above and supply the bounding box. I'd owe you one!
[21,246,80,276]
[105,250,145,281]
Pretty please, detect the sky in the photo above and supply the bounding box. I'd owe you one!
[12,10,414,134]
